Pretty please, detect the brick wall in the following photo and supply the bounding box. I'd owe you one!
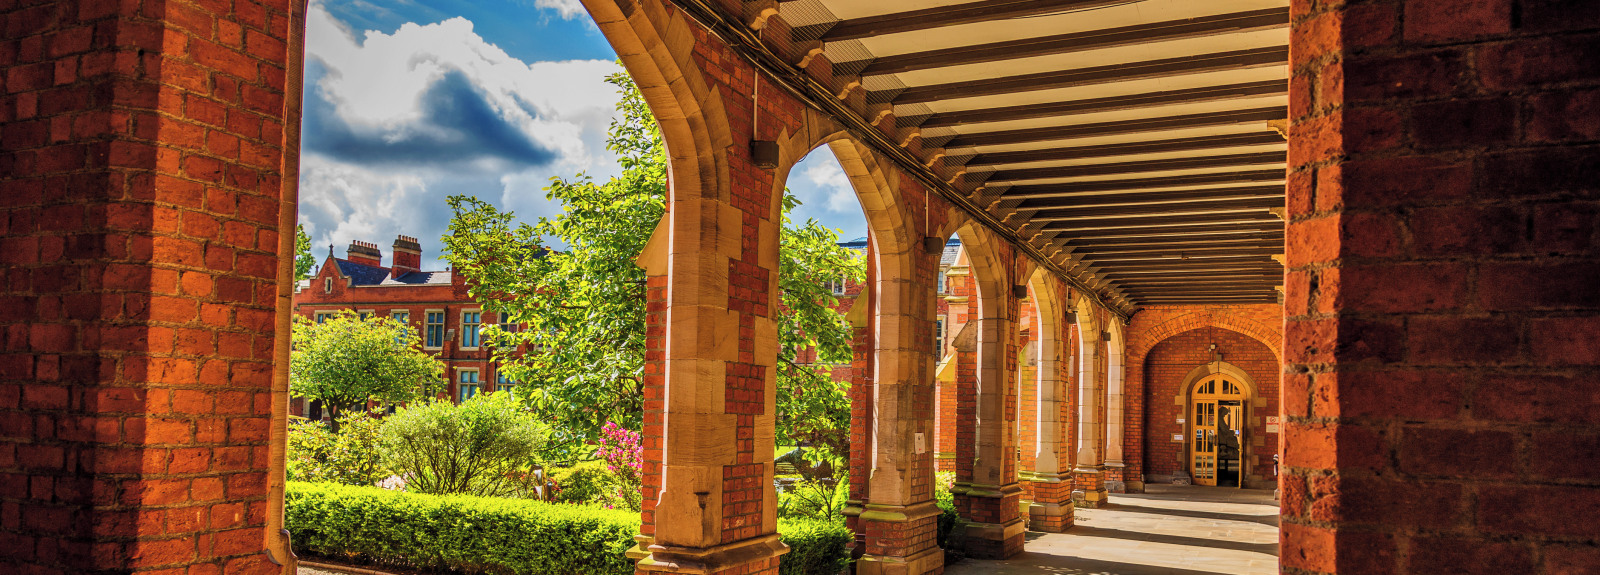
[0,0,296,572]
[1123,304,1282,486]
[1140,327,1280,484]
[1282,1,1600,573]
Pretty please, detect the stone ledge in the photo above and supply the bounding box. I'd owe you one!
[637,533,789,574]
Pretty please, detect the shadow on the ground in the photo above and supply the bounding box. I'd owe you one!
[1100,501,1281,528]
[946,552,1258,575]
[1066,524,1279,556]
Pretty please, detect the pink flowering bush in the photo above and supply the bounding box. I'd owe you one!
[596,422,642,483]
[591,422,643,510]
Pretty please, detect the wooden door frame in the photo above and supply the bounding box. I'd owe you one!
[1178,362,1257,488]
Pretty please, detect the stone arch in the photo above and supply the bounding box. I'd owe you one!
[1176,360,1259,487]
[1104,317,1128,483]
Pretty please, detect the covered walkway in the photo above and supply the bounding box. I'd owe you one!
[948,486,1278,575]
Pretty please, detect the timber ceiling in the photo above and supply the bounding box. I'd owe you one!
[684,0,1289,312]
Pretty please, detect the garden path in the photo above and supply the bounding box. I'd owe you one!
[944,485,1279,575]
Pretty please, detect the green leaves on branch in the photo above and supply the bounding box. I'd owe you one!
[442,70,862,463]
[443,72,664,454]
[294,224,316,282]
[289,310,443,431]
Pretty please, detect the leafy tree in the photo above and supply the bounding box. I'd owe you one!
[286,411,391,486]
[289,310,443,431]
[379,392,550,496]
[294,224,317,281]
[442,71,864,460]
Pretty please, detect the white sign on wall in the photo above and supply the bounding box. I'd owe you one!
[1266,424,1281,433]
[1172,434,1184,442]
[1266,416,1281,424]
[915,432,927,454]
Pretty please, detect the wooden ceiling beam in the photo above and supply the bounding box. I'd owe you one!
[1089,248,1284,263]
[1015,185,1285,210]
[812,0,1132,42]
[963,132,1286,167]
[1003,170,1285,199]
[1102,264,1283,275]
[892,51,1287,108]
[1053,223,1284,240]
[858,7,1290,76]
[943,107,1287,148]
[1044,212,1282,231]
[1074,242,1285,255]
[1029,197,1285,221]
[1064,235,1284,250]
[979,151,1286,183]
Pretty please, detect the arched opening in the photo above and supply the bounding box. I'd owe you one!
[1185,367,1254,488]
[1141,326,1278,490]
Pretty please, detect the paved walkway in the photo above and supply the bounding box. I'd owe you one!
[946,485,1280,575]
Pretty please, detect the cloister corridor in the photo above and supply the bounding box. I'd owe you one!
[946,486,1279,575]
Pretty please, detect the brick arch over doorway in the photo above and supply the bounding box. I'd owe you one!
[1137,326,1281,490]
[1121,305,1282,490]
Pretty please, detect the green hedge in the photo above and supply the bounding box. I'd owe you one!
[286,481,638,575]
[776,517,852,575]
[286,481,854,575]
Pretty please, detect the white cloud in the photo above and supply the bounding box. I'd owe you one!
[532,0,585,19]
[803,157,859,214]
[298,2,625,267]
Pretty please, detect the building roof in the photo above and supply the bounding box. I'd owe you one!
[332,259,452,287]
[941,238,962,267]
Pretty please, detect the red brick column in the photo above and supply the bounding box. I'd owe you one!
[1282,2,1600,573]
[0,0,298,572]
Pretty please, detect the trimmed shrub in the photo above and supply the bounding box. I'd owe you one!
[286,481,637,575]
[547,460,632,509]
[777,517,852,575]
[380,392,550,496]
[286,481,854,575]
[287,413,390,486]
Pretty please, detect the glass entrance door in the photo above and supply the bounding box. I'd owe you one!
[1190,375,1244,487]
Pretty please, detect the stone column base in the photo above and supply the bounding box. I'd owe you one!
[856,501,945,575]
[1125,480,1147,494]
[1104,462,1127,493]
[636,533,788,574]
[957,517,1026,560]
[1072,466,1109,509]
[1027,472,1075,533]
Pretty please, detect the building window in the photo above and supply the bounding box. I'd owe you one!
[461,311,481,348]
[496,371,514,393]
[425,311,445,348]
[391,311,409,325]
[458,369,479,402]
[937,270,947,294]
[357,309,373,321]
[935,318,945,352]
[315,311,337,324]
[497,312,517,334]
[324,278,332,293]
[825,275,847,296]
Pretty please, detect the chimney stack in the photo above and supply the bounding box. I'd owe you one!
[346,240,382,267]
[392,235,422,277]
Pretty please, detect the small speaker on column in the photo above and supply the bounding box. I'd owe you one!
[750,140,779,169]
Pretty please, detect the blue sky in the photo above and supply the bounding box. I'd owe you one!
[298,0,866,268]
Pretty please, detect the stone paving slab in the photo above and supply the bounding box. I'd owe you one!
[945,485,1279,575]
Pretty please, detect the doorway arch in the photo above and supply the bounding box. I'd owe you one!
[1179,362,1257,488]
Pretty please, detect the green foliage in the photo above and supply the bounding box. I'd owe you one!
[289,310,443,431]
[547,460,639,511]
[379,392,550,497]
[775,194,865,463]
[778,478,849,523]
[934,471,962,549]
[294,224,316,281]
[285,481,853,575]
[443,71,861,460]
[286,481,638,575]
[776,517,853,575]
[286,413,390,486]
[442,72,663,453]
